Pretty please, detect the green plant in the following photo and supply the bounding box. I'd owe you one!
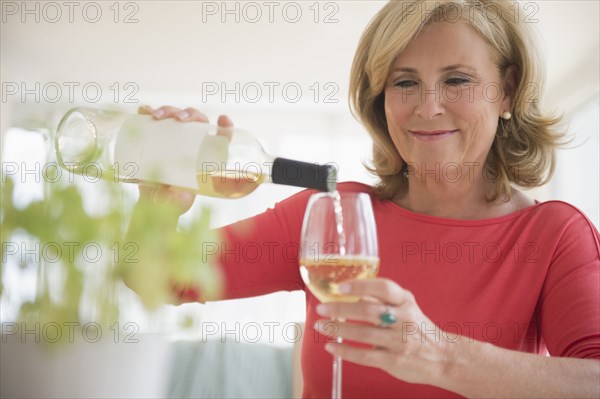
[1,173,222,342]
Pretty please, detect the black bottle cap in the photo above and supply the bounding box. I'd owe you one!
[271,158,337,192]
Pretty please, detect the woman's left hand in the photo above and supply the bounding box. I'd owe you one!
[314,278,454,386]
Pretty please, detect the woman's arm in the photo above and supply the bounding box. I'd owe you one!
[443,337,599,398]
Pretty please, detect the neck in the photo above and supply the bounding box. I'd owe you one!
[394,166,506,219]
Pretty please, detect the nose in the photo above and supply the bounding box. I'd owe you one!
[414,84,445,120]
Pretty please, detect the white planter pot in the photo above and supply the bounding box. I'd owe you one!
[0,331,171,398]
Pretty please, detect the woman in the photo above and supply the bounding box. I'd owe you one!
[135,0,600,397]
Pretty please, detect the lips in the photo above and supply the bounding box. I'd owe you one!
[408,129,459,141]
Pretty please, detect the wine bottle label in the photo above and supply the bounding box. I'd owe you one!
[114,115,214,191]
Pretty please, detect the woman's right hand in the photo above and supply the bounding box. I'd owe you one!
[136,105,234,215]
[122,105,233,306]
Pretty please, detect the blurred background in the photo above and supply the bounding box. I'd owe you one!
[1,0,598,396]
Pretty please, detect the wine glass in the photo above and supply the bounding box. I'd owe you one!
[299,192,379,399]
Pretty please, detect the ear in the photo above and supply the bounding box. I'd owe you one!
[501,65,518,113]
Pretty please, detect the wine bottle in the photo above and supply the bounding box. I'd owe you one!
[55,107,337,197]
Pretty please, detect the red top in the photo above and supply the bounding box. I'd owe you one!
[209,182,600,398]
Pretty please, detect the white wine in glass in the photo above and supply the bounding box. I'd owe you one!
[299,191,379,399]
[300,256,379,303]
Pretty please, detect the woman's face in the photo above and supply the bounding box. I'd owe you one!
[384,21,512,177]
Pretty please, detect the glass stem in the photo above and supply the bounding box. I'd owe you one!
[332,345,342,399]
[332,317,344,399]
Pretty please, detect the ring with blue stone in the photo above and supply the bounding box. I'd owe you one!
[379,305,397,327]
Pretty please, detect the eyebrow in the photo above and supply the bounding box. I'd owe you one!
[389,64,477,74]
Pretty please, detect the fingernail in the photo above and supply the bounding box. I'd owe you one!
[177,111,189,120]
[153,109,164,118]
[324,343,335,352]
[338,284,351,293]
[316,304,329,316]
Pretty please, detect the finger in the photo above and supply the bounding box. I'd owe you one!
[338,278,414,307]
[315,320,395,348]
[216,114,234,141]
[151,105,182,120]
[316,300,388,326]
[163,185,195,204]
[324,342,391,370]
[138,105,154,115]
[217,114,233,128]
[175,107,209,123]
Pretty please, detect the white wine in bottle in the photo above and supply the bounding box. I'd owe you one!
[196,171,265,199]
[55,107,337,197]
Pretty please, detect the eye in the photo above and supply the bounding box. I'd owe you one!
[394,80,418,88]
[445,77,470,86]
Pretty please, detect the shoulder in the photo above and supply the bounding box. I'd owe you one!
[506,189,592,226]
[532,199,597,227]
[513,188,596,229]
[529,200,600,260]
[523,198,599,239]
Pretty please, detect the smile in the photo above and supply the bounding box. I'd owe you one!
[408,130,459,141]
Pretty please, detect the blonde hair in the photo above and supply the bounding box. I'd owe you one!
[349,0,564,201]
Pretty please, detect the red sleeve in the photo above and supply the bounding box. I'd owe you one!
[173,182,373,303]
[536,203,600,359]
[193,182,372,301]
[208,188,317,300]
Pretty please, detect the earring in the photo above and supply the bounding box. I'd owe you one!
[502,111,512,120]
[401,163,408,179]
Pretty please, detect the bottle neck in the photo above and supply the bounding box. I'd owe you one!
[269,157,337,192]
[208,127,337,192]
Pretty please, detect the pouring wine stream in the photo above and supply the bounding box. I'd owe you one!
[330,190,345,399]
